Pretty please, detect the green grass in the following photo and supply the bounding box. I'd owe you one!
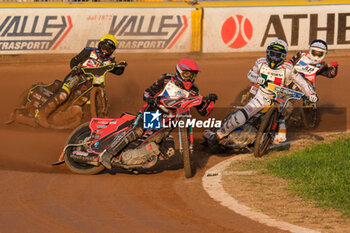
[267,137,350,216]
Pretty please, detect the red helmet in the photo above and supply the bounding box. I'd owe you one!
[175,59,200,85]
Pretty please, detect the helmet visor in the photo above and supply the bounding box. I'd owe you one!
[267,49,286,59]
[181,71,197,82]
[100,42,115,55]
[311,49,325,58]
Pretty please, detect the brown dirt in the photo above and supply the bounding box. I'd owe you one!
[0,52,348,233]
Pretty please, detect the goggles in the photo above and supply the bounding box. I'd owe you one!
[181,71,197,82]
[267,49,286,59]
[100,42,115,54]
[311,49,325,58]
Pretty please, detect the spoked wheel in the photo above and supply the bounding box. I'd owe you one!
[180,127,193,178]
[300,104,320,130]
[254,105,279,158]
[64,122,105,175]
[90,87,108,118]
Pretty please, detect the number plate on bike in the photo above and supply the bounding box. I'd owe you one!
[93,77,104,85]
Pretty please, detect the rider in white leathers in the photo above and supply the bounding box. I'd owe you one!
[206,39,318,145]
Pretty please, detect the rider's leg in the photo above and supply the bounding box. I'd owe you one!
[99,126,144,169]
[273,116,287,144]
[36,74,78,128]
[209,90,270,144]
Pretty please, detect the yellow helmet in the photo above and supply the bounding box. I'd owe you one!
[100,34,118,47]
[98,34,118,58]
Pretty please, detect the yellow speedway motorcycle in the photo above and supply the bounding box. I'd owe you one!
[204,82,305,157]
[6,64,118,129]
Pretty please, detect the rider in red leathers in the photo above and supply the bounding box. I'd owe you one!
[36,34,127,128]
[99,58,218,169]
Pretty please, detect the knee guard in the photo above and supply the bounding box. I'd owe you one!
[217,109,248,139]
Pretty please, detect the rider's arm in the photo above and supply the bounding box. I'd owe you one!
[191,86,215,117]
[143,75,168,100]
[109,56,126,76]
[286,63,315,97]
[196,100,215,116]
[317,62,338,78]
[288,51,304,66]
[70,48,91,69]
[110,67,125,75]
[247,58,263,84]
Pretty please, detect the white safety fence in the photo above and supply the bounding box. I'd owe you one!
[0,3,349,53]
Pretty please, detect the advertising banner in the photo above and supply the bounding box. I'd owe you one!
[0,8,192,54]
[203,5,350,52]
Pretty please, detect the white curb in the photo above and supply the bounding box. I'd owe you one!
[202,154,321,233]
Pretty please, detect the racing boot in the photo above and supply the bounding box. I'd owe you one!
[273,118,287,144]
[36,90,68,128]
[203,129,219,145]
[99,126,144,169]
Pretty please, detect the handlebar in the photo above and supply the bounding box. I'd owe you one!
[157,104,169,113]
[153,95,203,114]
[80,63,115,77]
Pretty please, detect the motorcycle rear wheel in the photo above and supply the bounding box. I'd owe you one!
[254,105,279,158]
[90,87,108,118]
[64,122,105,175]
[180,127,193,178]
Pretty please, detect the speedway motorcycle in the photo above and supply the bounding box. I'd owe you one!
[204,82,305,157]
[6,63,119,129]
[238,61,324,130]
[53,93,204,178]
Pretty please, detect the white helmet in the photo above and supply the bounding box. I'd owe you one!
[307,39,327,63]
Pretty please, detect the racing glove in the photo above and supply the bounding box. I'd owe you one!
[257,77,266,85]
[309,93,318,103]
[71,66,82,76]
[208,93,218,102]
[145,97,157,106]
[326,61,338,77]
[330,61,338,68]
[118,60,128,68]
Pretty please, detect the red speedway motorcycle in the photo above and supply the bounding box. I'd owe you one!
[53,95,205,178]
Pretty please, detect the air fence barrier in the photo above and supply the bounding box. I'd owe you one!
[0,0,349,54]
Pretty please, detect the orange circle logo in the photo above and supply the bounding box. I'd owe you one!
[221,15,253,49]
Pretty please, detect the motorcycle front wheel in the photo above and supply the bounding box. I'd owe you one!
[64,122,105,175]
[90,86,108,118]
[180,127,193,178]
[254,105,279,158]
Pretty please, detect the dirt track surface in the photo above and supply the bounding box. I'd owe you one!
[0,52,349,233]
